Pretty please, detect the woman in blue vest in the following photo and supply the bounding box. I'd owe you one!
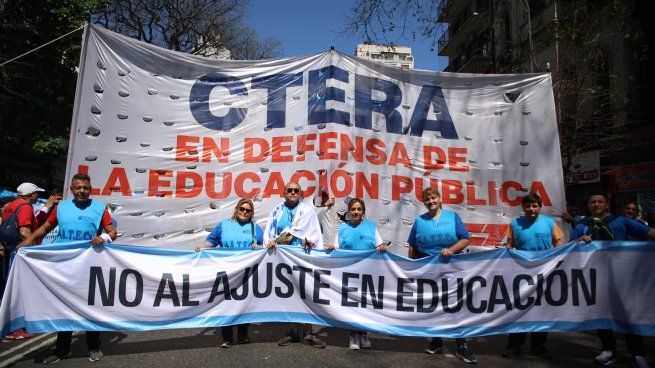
[326,198,387,350]
[196,198,264,348]
[501,193,564,359]
[407,188,476,364]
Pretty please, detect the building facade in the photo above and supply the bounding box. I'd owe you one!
[437,0,655,213]
[354,43,415,69]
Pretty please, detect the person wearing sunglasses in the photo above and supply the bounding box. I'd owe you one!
[263,182,322,250]
[263,182,325,348]
[195,198,263,348]
[407,187,476,364]
[326,198,386,350]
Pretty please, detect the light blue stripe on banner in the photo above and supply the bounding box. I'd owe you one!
[18,240,90,251]
[109,244,257,258]
[19,240,655,264]
[10,313,655,338]
[1,316,26,338]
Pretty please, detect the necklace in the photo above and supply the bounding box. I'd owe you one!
[432,209,442,229]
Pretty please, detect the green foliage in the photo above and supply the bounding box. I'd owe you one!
[0,0,282,155]
[0,0,91,154]
[33,137,65,154]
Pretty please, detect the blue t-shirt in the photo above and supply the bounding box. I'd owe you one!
[337,220,379,250]
[570,214,651,241]
[510,215,555,251]
[205,219,264,248]
[276,205,301,246]
[407,209,469,257]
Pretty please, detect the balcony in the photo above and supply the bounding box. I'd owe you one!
[437,0,471,24]
[445,52,492,73]
[444,34,492,73]
[437,0,491,56]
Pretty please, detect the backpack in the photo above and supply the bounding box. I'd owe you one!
[0,203,29,252]
[581,214,619,240]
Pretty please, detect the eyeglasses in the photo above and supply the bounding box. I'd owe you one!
[286,188,300,194]
[237,206,252,214]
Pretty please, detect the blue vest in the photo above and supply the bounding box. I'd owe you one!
[338,220,377,250]
[511,215,555,251]
[412,210,459,253]
[216,219,263,249]
[55,199,106,243]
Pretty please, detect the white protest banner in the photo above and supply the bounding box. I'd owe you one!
[66,25,565,249]
[2,241,654,338]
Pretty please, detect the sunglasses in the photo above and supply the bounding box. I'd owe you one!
[286,188,300,194]
[237,206,252,214]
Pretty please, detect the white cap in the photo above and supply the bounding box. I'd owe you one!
[16,182,45,196]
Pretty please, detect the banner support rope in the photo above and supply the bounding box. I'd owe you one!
[0,25,85,68]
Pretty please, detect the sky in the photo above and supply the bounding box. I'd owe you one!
[244,0,449,71]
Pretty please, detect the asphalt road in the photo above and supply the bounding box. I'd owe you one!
[1,324,653,367]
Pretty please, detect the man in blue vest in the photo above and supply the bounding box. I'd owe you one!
[571,192,655,367]
[18,173,116,364]
[501,193,564,359]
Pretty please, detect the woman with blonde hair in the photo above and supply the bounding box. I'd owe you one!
[407,187,475,364]
[196,198,263,347]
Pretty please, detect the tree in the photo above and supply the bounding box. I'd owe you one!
[346,0,443,48]
[91,0,282,60]
[553,2,620,177]
[0,0,282,155]
[543,1,653,176]
[0,0,92,155]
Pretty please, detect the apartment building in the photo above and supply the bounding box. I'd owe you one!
[355,43,415,69]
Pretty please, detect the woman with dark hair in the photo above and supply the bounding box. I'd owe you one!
[326,198,386,350]
[196,198,264,348]
[407,188,476,364]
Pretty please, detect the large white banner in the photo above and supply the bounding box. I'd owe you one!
[66,25,565,249]
[2,241,654,337]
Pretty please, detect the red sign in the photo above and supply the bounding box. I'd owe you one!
[609,162,655,191]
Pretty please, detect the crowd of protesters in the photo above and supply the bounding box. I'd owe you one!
[1,175,653,367]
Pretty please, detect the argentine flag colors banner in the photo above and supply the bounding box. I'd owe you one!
[66,25,565,250]
[2,241,654,337]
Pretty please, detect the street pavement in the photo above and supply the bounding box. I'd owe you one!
[1,323,653,367]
